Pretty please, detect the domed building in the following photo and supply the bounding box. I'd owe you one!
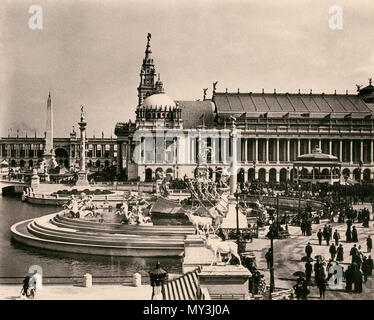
[114,34,374,183]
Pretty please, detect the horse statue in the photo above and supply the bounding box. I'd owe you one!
[204,233,241,266]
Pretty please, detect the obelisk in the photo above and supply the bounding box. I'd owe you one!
[75,106,89,186]
[43,92,56,175]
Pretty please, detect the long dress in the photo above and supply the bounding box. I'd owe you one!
[336,247,344,262]
[346,228,352,242]
[352,229,358,242]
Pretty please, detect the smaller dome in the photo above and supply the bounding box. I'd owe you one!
[143,93,175,108]
[296,147,338,162]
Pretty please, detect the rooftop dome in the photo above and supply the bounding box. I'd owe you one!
[143,93,176,108]
[295,147,338,162]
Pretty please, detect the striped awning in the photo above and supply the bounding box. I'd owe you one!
[162,269,201,300]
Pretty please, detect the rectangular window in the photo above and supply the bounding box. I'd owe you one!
[104,144,110,158]
[96,145,102,158]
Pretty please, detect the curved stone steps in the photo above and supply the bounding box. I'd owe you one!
[11,212,194,257]
[32,219,187,243]
[27,222,185,248]
[56,212,193,231]
[53,214,195,237]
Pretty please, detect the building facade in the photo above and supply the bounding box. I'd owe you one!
[115,34,374,183]
[0,129,117,171]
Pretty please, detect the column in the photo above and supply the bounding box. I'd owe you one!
[244,138,248,163]
[116,143,121,175]
[255,138,258,163]
[173,137,177,164]
[360,140,363,163]
[276,170,280,182]
[154,137,157,163]
[276,138,280,164]
[265,138,269,164]
[230,129,237,195]
[371,140,373,164]
[212,138,216,164]
[350,140,353,164]
[339,140,343,162]
[222,138,227,164]
[308,139,311,154]
[287,139,290,162]
[298,139,301,157]
[329,139,332,155]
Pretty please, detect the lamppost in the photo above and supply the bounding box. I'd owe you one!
[298,183,301,213]
[267,219,275,297]
[252,160,256,182]
[235,191,240,249]
[286,166,289,193]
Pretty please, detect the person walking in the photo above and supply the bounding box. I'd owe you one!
[305,261,313,284]
[318,275,327,299]
[345,265,353,292]
[317,229,323,246]
[346,227,352,243]
[323,225,330,245]
[367,255,373,276]
[265,248,272,269]
[336,244,344,262]
[362,257,370,283]
[354,266,363,293]
[305,242,313,260]
[352,226,358,243]
[333,229,340,246]
[314,258,321,286]
[328,225,333,241]
[350,244,359,264]
[329,243,337,261]
[367,235,372,253]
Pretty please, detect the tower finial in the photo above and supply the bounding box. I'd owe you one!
[48,91,51,98]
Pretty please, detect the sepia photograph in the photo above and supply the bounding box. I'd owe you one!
[0,0,374,308]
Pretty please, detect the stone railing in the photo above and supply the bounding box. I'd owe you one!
[239,194,324,211]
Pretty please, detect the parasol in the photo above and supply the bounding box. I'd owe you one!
[293,271,306,277]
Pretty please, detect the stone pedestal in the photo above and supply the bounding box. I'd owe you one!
[198,265,251,300]
[182,235,215,273]
[220,196,248,229]
[83,273,92,288]
[133,273,141,287]
[76,170,89,186]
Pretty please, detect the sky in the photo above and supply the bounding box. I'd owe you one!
[1,0,373,138]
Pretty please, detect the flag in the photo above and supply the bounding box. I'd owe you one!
[283,112,289,118]
[344,113,352,120]
[238,112,247,119]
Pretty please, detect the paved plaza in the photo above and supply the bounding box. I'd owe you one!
[252,206,374,300]
[0,284,151,300]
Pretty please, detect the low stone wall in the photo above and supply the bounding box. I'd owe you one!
[240,195,323,211]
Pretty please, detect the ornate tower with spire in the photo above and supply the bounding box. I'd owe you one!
[137,33,157,106]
